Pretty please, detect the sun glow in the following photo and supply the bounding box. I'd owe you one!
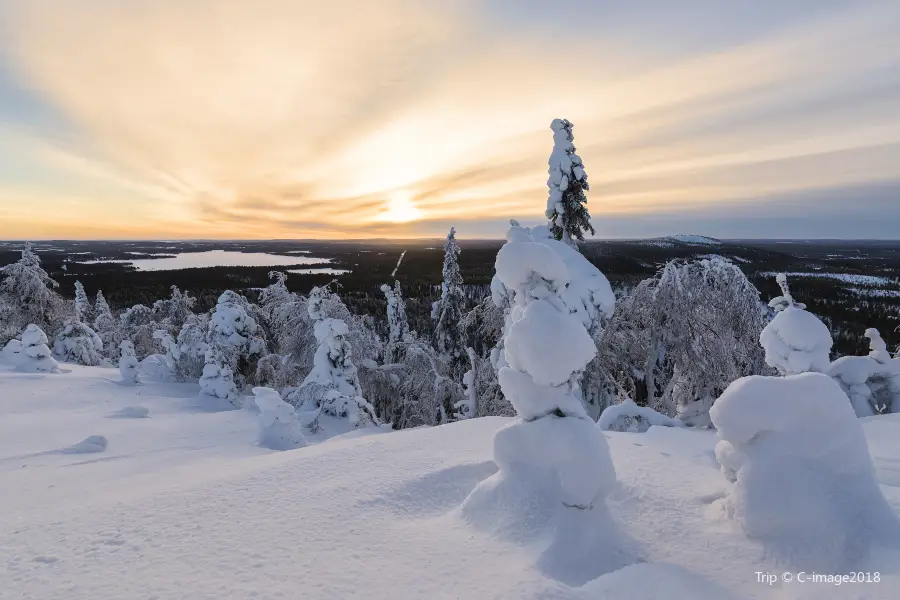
[378,191,423,223]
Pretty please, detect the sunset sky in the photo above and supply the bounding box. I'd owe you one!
[1,0,899,240]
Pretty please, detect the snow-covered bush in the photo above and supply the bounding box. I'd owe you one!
[1,338,24,364]
[54,318,104,366]
[828,328,900,416]
[545,119,594,246]
[151,286,196,332]
[254,387,306,450]
[0,242,65,342]
[759,275,832,376]
[16,324,61,373]
[431,227,467,371]
[462,221,631,586]
[118,340,140,385]
[289,314,378,430]
[710,372,900,569]
[115,304,160,360]
[598,397,684,433]
[172,313,209,381]
[455,348,479,419]
[207,290,266,388]
[73,281,93,324]
[198,350,240,407]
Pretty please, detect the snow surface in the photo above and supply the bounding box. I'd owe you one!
[3,360,900,599]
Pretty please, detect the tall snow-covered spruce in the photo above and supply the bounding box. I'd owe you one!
[73,281,94,324]
[431,227,467,371]
[545,119,594,247]
[462,221,632,586]
[0,242,64,342]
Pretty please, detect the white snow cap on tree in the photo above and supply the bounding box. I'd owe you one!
[73,281,93,324]
[0,242,64,337]
[710,373,900,569]
[381,280,410,362]
[760,274,831,375]
[828,328,900,416]
[598,397,684,433]
[198,350,240,407]
[253,387,307,450]
[768,273,805,312]
[17,324,61,373]
[119,340,140,385]
[208,291,265,366]
[545,119,594,247]
[54,318,104,366]
[866,328,892,363]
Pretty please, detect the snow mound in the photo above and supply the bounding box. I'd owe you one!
[598,399,685,433]
[710,373,900,569]
[108,405,150,419]
[61,435,109,454]
[669,234,721,245]
[759,306,832,375]
[254,387,307,451]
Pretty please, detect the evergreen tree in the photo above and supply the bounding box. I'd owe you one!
[73,281,94,324]
[0,242,64,341]
[381,281,410,363]
[93,290,116,357]
[545,119,594,247]
[431,227,467,373]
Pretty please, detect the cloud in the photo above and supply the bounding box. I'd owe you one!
[1,0,900,238]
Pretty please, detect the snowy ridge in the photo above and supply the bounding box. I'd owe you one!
[668,234,722,245]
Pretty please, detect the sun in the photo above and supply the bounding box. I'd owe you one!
[378,191,423,223]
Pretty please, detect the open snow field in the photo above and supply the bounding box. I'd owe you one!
[3,362,900,599]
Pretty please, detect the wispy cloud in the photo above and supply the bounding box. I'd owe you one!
[1,0,899,238]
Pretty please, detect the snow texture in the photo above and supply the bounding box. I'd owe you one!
[253,387,307,450]
[108,405,150,418]
[198,350,240,408]
[598,398,685,433]
[710,373,900,569]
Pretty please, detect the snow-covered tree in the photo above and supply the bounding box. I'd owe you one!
[92,290,116,356]
[151,286,197,333]
[462,221,628,584]
[711,373,900,569]
[0,242,64,341]
[455,347,479,419]
[119,340,140,385]
[381,280,410,363]
[17,324,61,373]
[207,290,266,388]
[545,119,594,247]
[73,281,94,324]
[198,349,240,407]
[431,227,467,371]
[828,328,900,416]
[153,329,178,373]
[53,318,104,366]
[172,313,209,381]
[115,304,159,359]
[760,274,832,376]
[253,387,306,450]
[289,297,379,429]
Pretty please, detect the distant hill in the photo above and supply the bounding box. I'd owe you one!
[667,234,722,245]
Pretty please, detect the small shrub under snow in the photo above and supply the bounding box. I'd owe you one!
[16,324,61,374]
[118,340,140,385]
[254,387,307,450]
[597,399,684,433]
[710,372,900,569]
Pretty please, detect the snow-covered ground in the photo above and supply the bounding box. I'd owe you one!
[2,361,900,599]
[758,271,897,286]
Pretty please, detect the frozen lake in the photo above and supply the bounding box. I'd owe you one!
[288,267,352,275]
[78,250,334,272]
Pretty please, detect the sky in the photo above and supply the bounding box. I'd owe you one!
[1,0,899,240]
